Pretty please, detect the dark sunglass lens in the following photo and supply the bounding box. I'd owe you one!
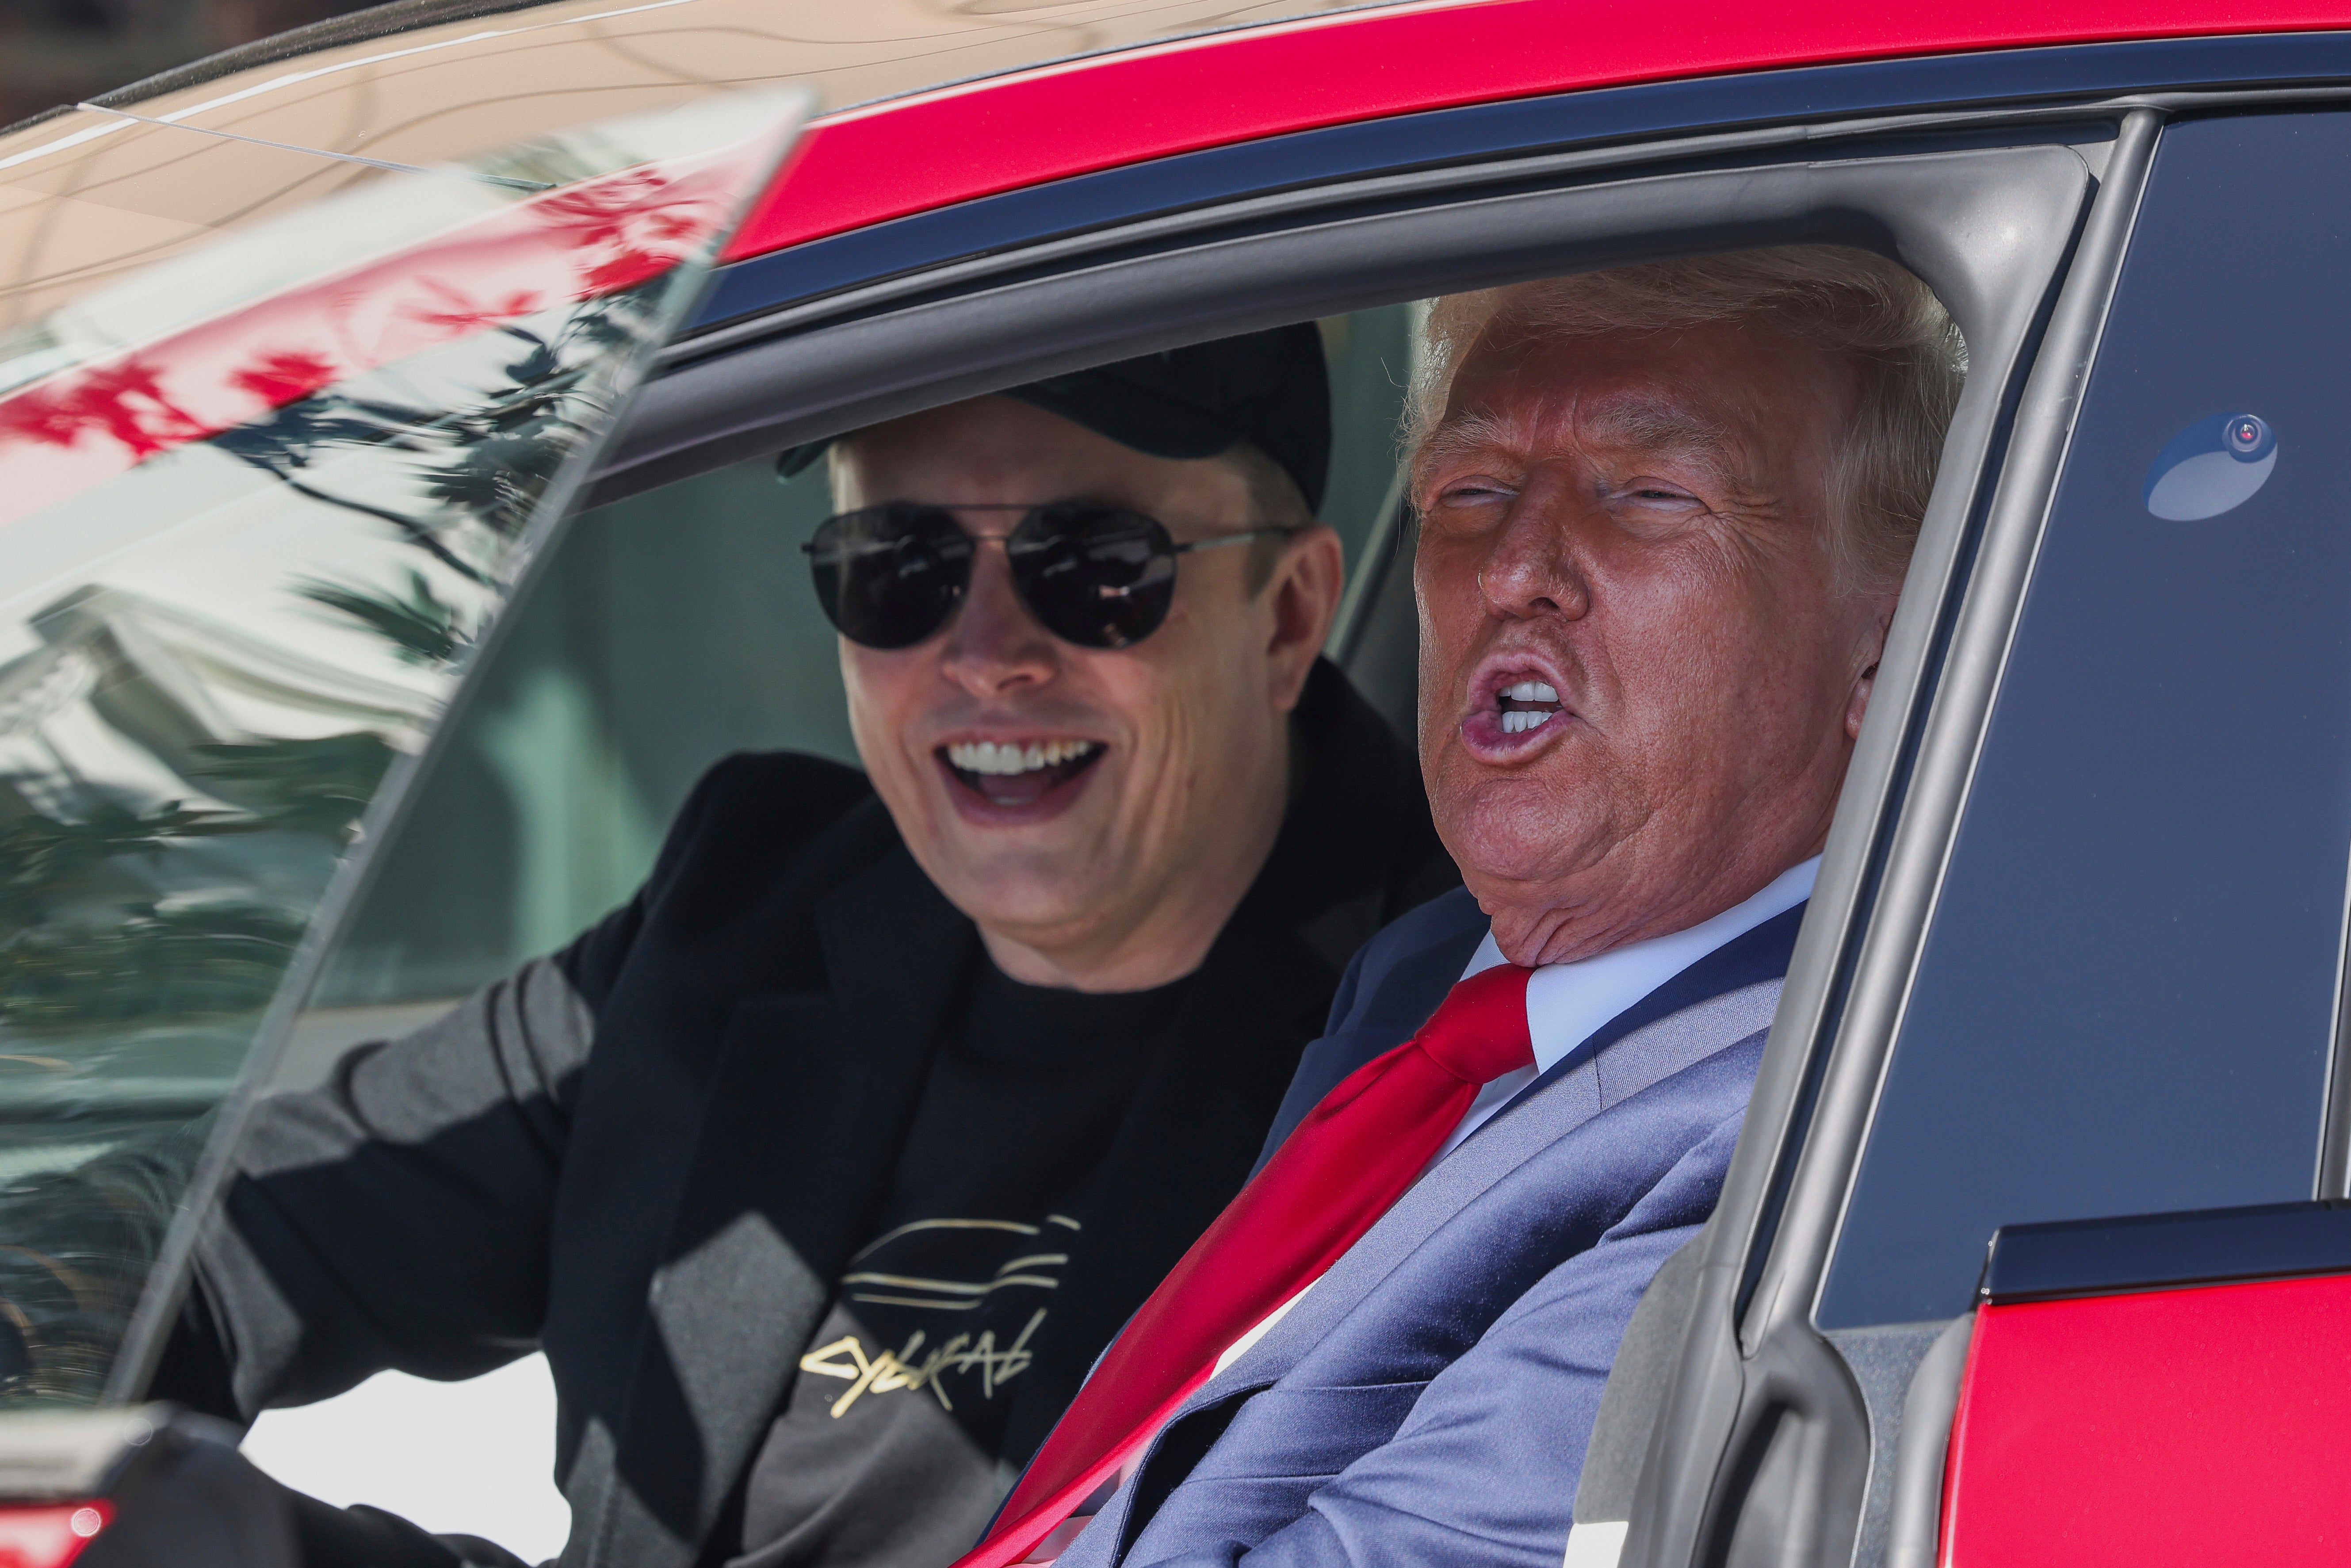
[1012,506,1177,649]
[807,504,970,649]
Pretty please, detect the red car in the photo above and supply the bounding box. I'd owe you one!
[4,1,2350,1563]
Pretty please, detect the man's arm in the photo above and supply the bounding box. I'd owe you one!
[163,951,604,1418]
[0,953,605,1418]
[1126,1110,1743,1568]
[147,753,761,1418]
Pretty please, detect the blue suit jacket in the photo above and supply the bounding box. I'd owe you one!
[1054,890,1802,1568]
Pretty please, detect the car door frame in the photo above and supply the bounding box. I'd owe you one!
[1632,88,2351,1568]
[583,98,2111,1558]
[1611,106,2160,1568]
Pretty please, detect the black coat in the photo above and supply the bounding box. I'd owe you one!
[161,659,1453,1568]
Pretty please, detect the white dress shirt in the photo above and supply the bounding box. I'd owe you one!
[1430,857,1820,1163]
[1191,858,1820,1410]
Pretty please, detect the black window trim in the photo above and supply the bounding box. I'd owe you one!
[2323,822,2351,1197]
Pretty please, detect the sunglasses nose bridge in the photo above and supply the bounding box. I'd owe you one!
[809,504,1180,651]
[937,539,1065,687]
[964,525,1120,647]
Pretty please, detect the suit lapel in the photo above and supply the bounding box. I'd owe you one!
[600,847,976,1565]
[1073,1045,1629,1568]
[1221,974,1785,1398]
[1476,901,1807,1142]
[1089,974,1789,1564]
[1227,910,1804,1388]
[1252,897,1490,1173]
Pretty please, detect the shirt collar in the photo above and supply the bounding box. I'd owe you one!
[1460,857,1820,1074]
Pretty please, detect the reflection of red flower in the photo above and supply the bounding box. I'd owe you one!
[404,277,544,335]
[0,153,744,519]
[534,170,673,236]
[534,169,720,296]
[0,356,203,457]
[581,252,664,293]
[229,348,341,407]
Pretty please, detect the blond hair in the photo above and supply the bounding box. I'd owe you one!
[1408,245,1965,593]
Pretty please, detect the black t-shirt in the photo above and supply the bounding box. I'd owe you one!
[725,960,1190,1568]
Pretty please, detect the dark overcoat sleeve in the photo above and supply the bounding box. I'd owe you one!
[152,753,860,1420]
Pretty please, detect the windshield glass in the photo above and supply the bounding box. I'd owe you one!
[0,89,804,1406]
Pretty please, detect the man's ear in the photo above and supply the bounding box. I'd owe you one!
[1846,663,1878,741]
[1845,600,1897,741]
[1267,524,1345,711]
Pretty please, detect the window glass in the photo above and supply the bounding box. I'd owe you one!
[1819,113,2351,1328]
[301,306,1419,1036]
[0,93,804,1402]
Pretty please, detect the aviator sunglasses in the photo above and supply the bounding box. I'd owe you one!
[803,501,1293,651]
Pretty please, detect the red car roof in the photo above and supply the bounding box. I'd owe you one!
[724,0,2351,263]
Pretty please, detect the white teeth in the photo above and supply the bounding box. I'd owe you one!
[1497,678,1562,736]
[946,739,1100,775]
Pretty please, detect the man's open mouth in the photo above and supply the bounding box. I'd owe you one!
[940,738,1105,806]
[1494,680,1564,735]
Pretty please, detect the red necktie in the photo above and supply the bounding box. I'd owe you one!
[957,961,1536,1568]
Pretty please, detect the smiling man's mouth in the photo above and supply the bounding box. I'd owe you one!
[940,739,1105,806]
[1495,680,1563,734]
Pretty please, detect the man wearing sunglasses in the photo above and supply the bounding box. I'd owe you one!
[132,326,1456,1568]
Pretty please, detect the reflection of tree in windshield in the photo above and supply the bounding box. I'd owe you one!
[297,574,470,668]
[3,308,623,1023]
[0,283,665,1404]
[1,284,661,1023]
[0,357,206,460]
[0,73,801,1406]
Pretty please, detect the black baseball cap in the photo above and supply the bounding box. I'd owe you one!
[776,323,1332,512]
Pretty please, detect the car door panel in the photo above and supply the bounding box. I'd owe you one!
[1641,106,2351,1568]
[1942,1203,2351,1565]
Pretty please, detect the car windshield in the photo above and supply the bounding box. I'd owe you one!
[0,89,805,1407]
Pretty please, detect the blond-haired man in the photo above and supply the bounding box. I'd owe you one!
[988,247,1961,1568]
